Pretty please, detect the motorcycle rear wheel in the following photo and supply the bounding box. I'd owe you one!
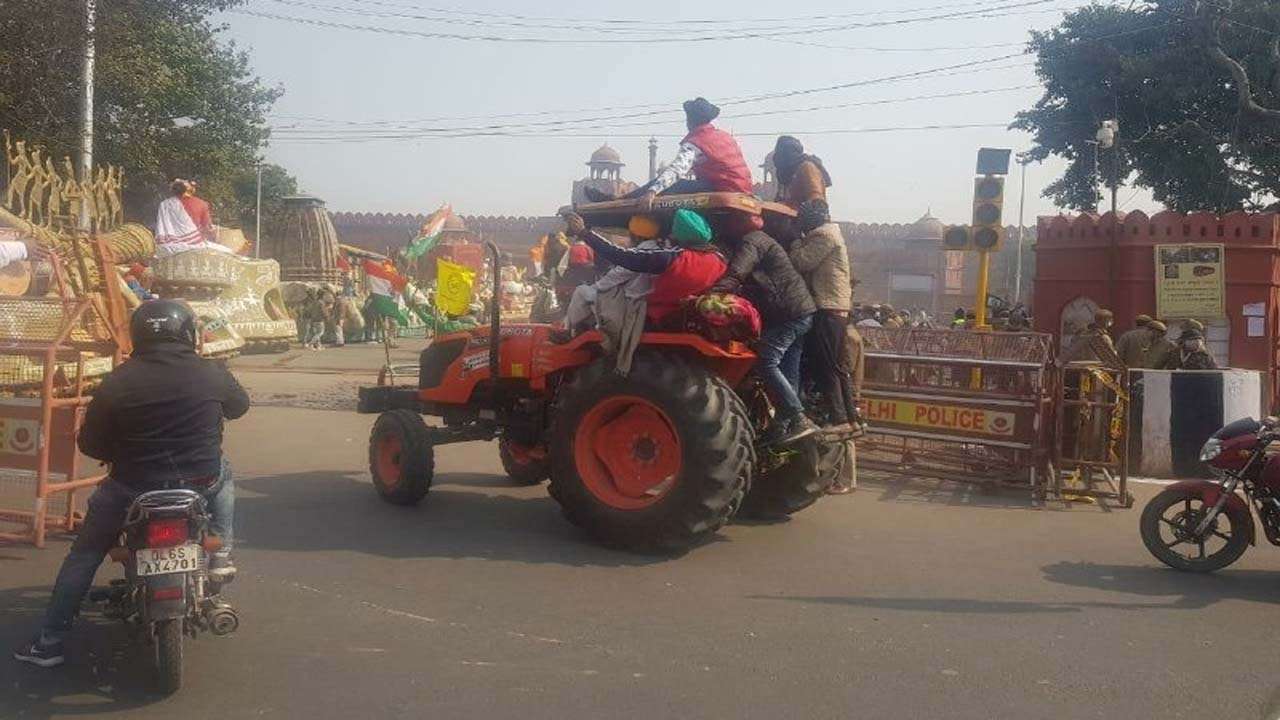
[155,619,184,694]
[1140,487,1251,573]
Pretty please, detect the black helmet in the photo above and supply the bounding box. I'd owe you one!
[130,299,197,351]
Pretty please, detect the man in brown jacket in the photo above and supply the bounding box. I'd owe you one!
[1114,314,1153,368]
[772,136,832,209]
[789,198,862,437]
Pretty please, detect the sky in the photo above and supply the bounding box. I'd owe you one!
[220,0,1158,224]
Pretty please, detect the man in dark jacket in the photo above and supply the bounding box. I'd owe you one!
[15,300,249,669]
[712,222,818,445]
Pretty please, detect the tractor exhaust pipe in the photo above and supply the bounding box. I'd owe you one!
[485,240,501,384]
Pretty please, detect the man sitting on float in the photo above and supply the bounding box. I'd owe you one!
[154,179,233,258]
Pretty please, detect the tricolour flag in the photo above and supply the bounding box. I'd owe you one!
[403,204,453,260]
[363,259,409,325]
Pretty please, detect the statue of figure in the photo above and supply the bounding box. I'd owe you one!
[42,157,65,229]
[93,166,111,230]
[106,165,124,228]
[61,156,84,227]
[4,138,34,215]
[20,147,44,221]
[80,165,100,231]
[25,151,49,225]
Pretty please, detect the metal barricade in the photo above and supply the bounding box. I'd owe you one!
[1052,363,1132,506]
[0,238,127,547]
[857,328,1056,494]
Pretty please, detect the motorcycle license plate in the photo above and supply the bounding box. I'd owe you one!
[136,545,201,576]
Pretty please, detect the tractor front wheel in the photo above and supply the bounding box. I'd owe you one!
[548,352,754,552]
[499,437,550,486]
[368,409,435,505]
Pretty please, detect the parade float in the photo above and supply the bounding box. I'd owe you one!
[0,133,296,368]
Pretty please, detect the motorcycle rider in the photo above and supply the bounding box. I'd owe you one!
[14,300,249,668]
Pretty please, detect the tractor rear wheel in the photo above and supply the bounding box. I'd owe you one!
[741,436,840,519]
[499,437,550,486]
[548,352,754,552]
[368,409,435,505]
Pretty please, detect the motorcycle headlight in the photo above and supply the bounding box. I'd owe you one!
[1199,438,1222,463]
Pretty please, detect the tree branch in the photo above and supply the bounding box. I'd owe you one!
[1203,2,1280,122]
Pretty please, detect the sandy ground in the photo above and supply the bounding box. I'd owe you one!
[2,340,1278,720]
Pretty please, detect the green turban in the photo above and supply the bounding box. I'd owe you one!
[671,209,712,247]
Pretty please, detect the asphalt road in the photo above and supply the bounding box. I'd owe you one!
[3,344,1279,719]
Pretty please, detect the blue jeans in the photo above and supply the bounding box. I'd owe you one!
[756,313,813,417]
[39,460,234,642]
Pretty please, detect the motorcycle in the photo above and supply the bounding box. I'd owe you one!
[90,488,239,693]
[1139,416,1280,573]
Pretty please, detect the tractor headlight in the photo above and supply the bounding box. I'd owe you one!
[1199,438,1222,463]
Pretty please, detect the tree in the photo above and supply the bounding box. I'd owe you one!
[0,0,294,224]
[1012,0,1280,213]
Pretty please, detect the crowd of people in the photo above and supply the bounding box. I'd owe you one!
[1064,310,1217,370]
[555,97,869,447]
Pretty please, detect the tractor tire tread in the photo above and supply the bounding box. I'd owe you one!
[368,409,435,506]
[548,351,754,552]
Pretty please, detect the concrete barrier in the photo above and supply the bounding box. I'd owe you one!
[1129,369,1263,478]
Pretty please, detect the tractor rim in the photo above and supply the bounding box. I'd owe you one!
[574,395,682,510]
[505,439,546,466]
[376,433,403,489]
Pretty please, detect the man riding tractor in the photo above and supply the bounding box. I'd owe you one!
[359,192,844,552]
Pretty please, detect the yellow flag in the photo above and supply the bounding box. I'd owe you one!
[436,259,475,316]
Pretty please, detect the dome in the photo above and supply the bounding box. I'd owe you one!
[588,143,624,166]
[443,214,467,232]
[910,211,945,240]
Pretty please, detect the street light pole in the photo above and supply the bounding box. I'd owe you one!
[77,0,97,231]
[1014,155,1029,304]
[254,163,263,259]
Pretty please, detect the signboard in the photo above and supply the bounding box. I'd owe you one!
[1154,244,1225,319]
[0,401,83,474]
[860,392,1039,447]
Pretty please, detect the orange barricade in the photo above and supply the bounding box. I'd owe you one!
[0,234,128,547]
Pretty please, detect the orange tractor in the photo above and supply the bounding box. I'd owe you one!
[358,193,839,552]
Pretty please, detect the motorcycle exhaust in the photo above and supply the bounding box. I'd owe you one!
[206,605,240,636]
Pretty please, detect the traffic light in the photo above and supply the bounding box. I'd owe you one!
[942,225,971,251]
[972,176,1005,251]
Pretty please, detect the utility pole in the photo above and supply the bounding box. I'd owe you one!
[1014,154,1029,304]
[1097,119,1120,309]
[254,163,263,258]
[78,0,97,231]
[648,137,658,181]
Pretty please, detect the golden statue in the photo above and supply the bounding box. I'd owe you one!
[19,146,44,222]
[80,163,100,231]
[61,156,83,226]
[42,157,65,230]
[4,136,33,215]
[105,165,123,228]
[93,166,111,230]
[25,151,49,225]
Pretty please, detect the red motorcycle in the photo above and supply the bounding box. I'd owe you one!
[1140,416,1280,572]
